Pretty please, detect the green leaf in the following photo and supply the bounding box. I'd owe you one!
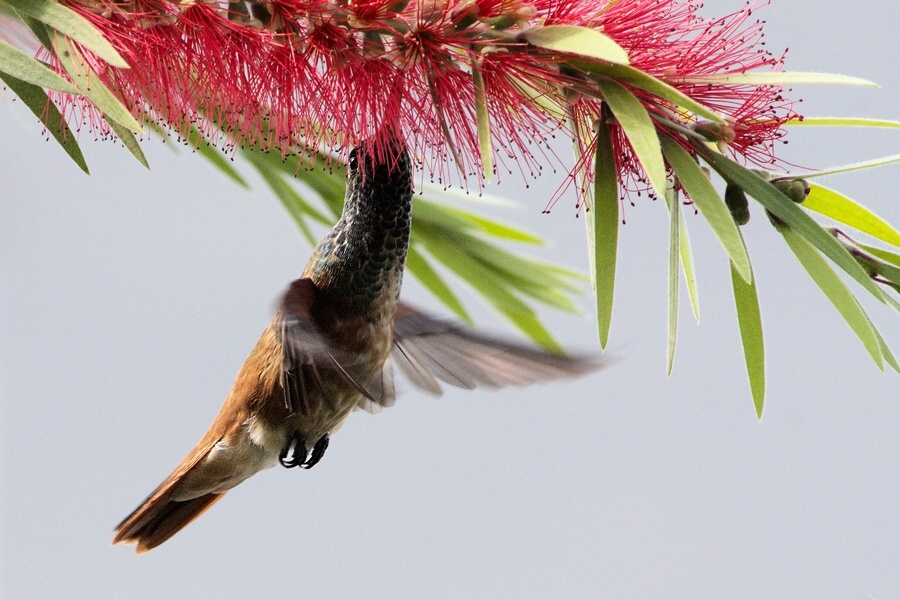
[0,39,79,93]
[178,127,249,188]
[106,119,148,168]
[507,75,567,121]
[0,71,88,173]
[731,259,765,420]
[592,113,619,348]
[677,202,700,322]
[406,246,472,324]
[784,117,900,129]
[872,325,900,374]
[418,233,563,352]
[440,209,544,244]
[575,62,723,123]
[665,187,680,376]
[661,137,752,282]
[804,183,900,248]
[780,226,884,369]
[246,155,330,245]
[855,242,900,269]
[52,37,142,133]
[6,0,129,67]
[790,154,900,179]
[524,25,630,65]
[677,71,877,88]
[695,144,885,301]
[598,79,667,198]
[471,66,493,183]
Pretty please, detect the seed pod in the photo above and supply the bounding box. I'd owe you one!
[773,178,811,203]
[724,182,751,226]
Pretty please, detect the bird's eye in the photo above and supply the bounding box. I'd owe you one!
[348,148,358,172]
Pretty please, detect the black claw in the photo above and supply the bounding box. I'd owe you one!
[301,435,329,470]
[279,431,308,469]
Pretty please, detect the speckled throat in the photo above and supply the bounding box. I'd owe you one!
[303,141,413,324]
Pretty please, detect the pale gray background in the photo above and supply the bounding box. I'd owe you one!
[2,1,899,598]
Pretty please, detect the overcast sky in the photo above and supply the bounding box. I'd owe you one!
[2,1,899,598]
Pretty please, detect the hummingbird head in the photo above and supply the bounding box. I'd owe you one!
[345,135,412,213]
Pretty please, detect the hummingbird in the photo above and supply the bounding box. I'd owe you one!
[112,134,601,553]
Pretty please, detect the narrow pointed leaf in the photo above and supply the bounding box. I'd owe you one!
[804,183,900,248]
[678,72,877,87]
[855,242,900,269]
[508,75,567,120]
[790,154,900,179]
[731,260,765,419]
[107,119,148,168]
[182,127,248,188]
[576,62,723,123]
[471,66,492,183]
[662,137,752,282]
[0,71,88,173]
[406,246,472,324]
[665,188,680,376]
[780,226,884,369]
[598,79,667,198]
[53,39,142,132]
[6,0,129,67]
[252,162,318,245]
[593,114,619,348]
[695,144,884,301]
[418,234,562,352]
[784,117,900,129]
[872,325,900,374]
[441,209,544,244]
[524,25,630,65]
[677,204,700,321]
[0,39,79,92]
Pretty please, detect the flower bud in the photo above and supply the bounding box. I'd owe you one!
[692,121,736,144]
[724,182,750,226]
[766,209,786,230]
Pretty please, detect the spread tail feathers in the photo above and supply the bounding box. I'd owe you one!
[113,493,224,554]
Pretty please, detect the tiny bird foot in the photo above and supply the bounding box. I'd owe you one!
[279,431,308,469]
[302,435,329,469]
[279,432,330,469]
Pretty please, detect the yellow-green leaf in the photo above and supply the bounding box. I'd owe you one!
[598,79,667,198]
[665,187,680,376]
[471,66,493,183]
[677,202,700,322]
[731,259,765,420]
[0,39,79,93]
[780,226,884,369]
[6,0,129,67]
[577,62,723,123]
[790,154,900,179]
[677,71,877,88]
[804,183,900,249]
[592,112,619,349]
[662,137,752,282]
[107,119,148,169]
[52,38,142,132]
[695,144,885,301]
[524,25,630,65]
[784,117,900,129]
[406,246,472,324]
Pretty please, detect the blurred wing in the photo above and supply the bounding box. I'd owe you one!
[390,303,602,396]
[278,278,378,415]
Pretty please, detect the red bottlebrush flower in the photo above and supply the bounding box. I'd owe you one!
[42,0,797,195]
